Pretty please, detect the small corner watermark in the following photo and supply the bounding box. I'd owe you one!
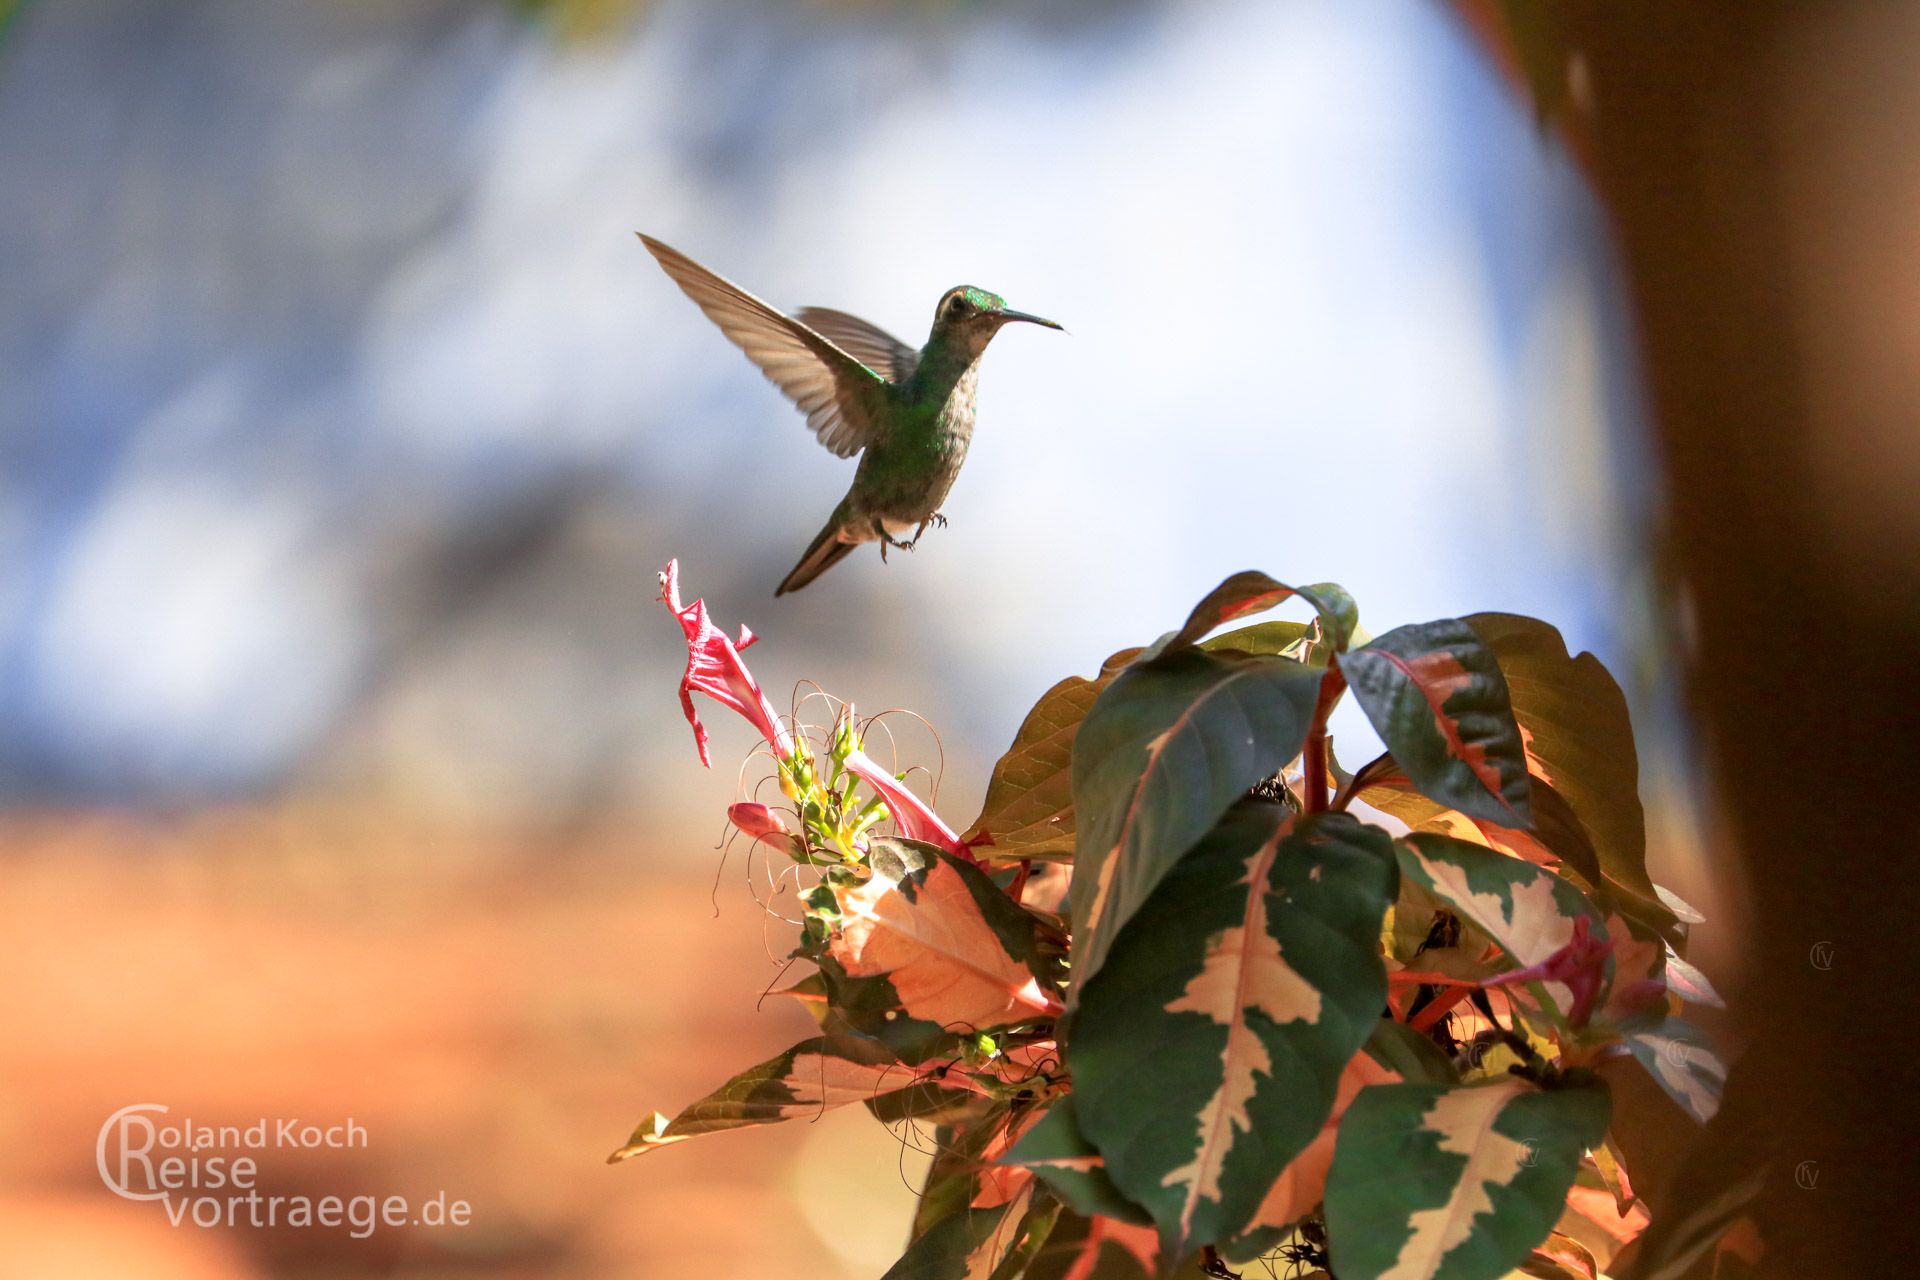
[1809,941,1835,971]
[1794,1160,1820,1190]
[97,1104,473,1238]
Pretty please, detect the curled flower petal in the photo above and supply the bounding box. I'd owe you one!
[659,560,796,766]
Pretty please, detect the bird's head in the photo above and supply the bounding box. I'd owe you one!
[929,286,1062,357]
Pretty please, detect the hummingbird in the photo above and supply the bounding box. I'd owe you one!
[638,234,1061,595]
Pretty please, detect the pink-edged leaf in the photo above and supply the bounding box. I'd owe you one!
[1338,620,1531,828]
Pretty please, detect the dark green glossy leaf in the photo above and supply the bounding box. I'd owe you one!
[1325,1076,1612,1280]
[1339,620,1531,827]
[1004,1096,1153,1226]
[1365,1018,1460,1086]
[1071,805,1397,1259]
[1069,650,1323,999]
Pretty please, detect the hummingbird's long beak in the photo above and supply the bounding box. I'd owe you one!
[994,308,1064,331]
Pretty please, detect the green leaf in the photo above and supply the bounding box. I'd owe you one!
[1324,1076,1612,1280]
[1365,1018,1460,1086]
[1202,618,1316,659]
[1070,806,1397,1259]
[1619,1015,1725,1123]
[1339,621,1531,827]
[1069,649,1323,999]
[829,838,1064,1040]
[1396,834,1610,1021]
[1464,614,1673,932]
[607,1033,951,1162]
[1142,570,1358,662]
[1004,1096,1153,1226]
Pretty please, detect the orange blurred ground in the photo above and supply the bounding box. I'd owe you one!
[0,809,930,1279]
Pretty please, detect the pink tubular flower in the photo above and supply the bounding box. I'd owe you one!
[841,747,971,861]
[658,559,970,861]
[1485,915,1615,1028]
[660,560,796,766]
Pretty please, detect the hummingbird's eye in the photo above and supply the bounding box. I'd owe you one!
[946,295,969,318]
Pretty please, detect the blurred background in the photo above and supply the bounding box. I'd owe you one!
[0,1,1731,1276]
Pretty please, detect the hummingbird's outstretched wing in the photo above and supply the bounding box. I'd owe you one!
[792,308,918,384]
[640,235,890,459]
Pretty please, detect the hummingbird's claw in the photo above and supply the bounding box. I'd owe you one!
[872,518,916,559]
[929,512,947,529]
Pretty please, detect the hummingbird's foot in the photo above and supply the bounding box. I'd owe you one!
[903,512,947,551]
[872,518,915,554]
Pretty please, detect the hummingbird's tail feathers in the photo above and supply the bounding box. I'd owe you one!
[776,522,857,596]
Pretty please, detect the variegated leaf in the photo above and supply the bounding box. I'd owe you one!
[608,1033,950,1162]
[1338,621,1531,827]
[1071,806,1397,1259]
[1396,834,1611,1023]
[1619,1015,1725,1122]
[1229,1047,1402,1259]
[1358,762,1602,894]
[831,839,1063,1039]
[1069,650,1323,1001]
[1324,1077,1611,1280]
